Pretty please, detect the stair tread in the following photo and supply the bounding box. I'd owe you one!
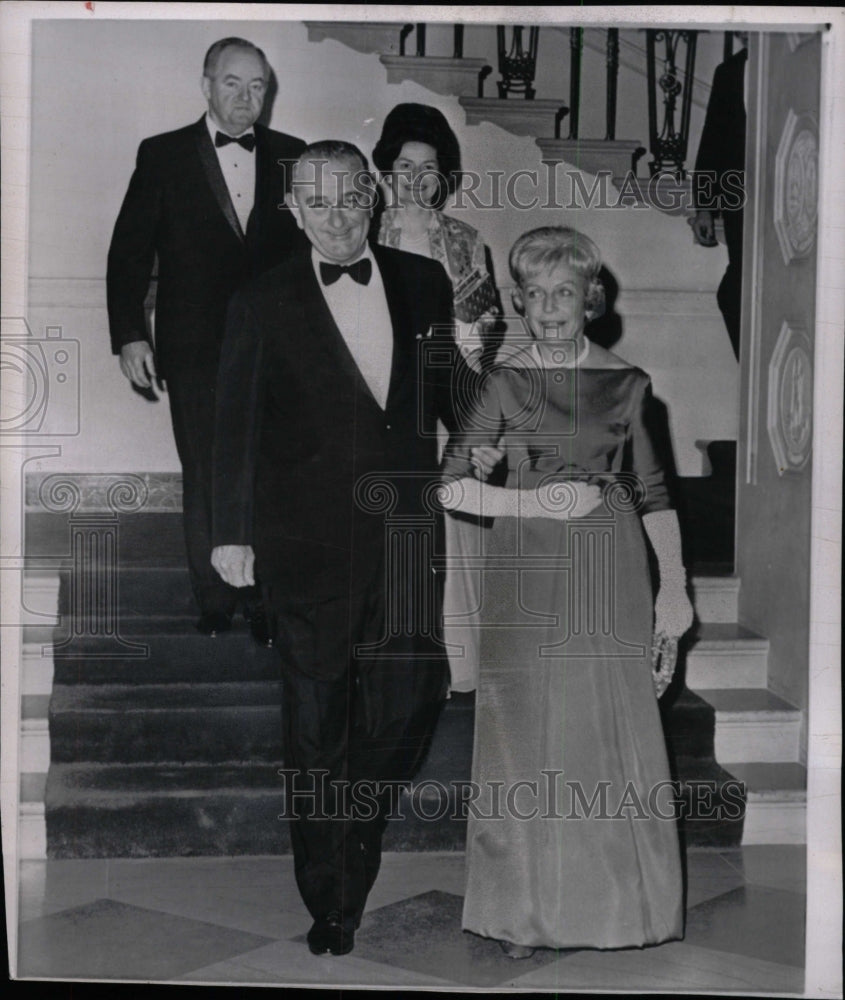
[47,761,286,799]
[725,762,807,798]
[50,681,282,712]
[688,623,768,647]
[460,96,569,108]
[689,574,740,588]
[697,688,801,715]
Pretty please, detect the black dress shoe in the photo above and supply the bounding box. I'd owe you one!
[195,612,233,637]
[307,911,354,956]
[243,604,273,647]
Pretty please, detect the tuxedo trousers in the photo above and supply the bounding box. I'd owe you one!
[268,563,448,926]
[165,366,257,616]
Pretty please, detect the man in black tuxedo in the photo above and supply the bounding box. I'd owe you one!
[107,37,305,639]
[211,141,471,956]
[691,37,748,360]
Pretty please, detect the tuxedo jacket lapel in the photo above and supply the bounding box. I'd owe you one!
[193,118,245,243]
[287,253,381,405]
[374,246,417,408]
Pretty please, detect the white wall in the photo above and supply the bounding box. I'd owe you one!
[28,18,735,476]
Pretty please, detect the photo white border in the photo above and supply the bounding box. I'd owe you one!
[1,4,841,995]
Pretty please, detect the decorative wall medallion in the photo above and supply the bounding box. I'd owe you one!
[774,109,819,265]
[767,321,813,475]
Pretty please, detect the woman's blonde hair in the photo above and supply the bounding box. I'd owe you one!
[509,226,605,319]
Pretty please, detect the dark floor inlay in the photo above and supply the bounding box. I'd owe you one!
[18,897,274,981]
[346,890,577,988]
[686,883,806,970]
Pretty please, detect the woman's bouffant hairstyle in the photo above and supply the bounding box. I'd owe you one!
[372,103,462,209]
[509,227,606,320]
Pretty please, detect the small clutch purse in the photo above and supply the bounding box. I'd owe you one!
[651,632,679,698]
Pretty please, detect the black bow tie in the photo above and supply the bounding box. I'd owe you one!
[215,131,256,152]
[320,258,372,287]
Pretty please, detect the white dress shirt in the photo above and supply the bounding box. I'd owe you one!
[205,113,256,234]
[312,248,394,409]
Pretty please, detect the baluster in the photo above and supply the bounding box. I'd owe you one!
[723,30,734,61]
[496,25,539,99]
[416,23,427,58]
[399,24,413,57]
[679,31,698,173]
[605,28,619,140]
[453,24,464,58]
[645,29,699,177]
[568,27,583,139]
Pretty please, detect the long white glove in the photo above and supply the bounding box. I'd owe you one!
[642,509,694,639]
[440,476,603,520]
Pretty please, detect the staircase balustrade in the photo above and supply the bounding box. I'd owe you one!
[387,22,720,179]
[645,29,699,178]
[496,26,540,98]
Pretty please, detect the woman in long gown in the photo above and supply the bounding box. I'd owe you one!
[441,227,694,956]
[372,102,501,694]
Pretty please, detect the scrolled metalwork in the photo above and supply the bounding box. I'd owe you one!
[645,28,699,177]
[497,25,540,99]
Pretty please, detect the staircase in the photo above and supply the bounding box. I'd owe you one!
[21,480,804,858]
[18,21,804,858]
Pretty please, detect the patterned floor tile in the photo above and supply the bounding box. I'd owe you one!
[349,889,578,988]
[17,897,274,981]
[176,936,455,987]
[685,883,806,968]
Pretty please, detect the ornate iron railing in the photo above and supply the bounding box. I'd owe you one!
[496,26,540,98]
[645,29,699,178]
[391,23,737,177]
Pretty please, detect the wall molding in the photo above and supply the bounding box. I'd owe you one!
[25,471,182,513]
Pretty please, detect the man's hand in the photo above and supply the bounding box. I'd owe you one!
[211,545,255,588]
[690,210,718,247]
[120,341,157,388]
[470,437,505,481]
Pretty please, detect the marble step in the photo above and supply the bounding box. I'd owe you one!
[684,623,768,690]
[304,20,407,55]
[536,137,647,177]
[380,55,491,97]
[727,762,806,845]
[689,575,739,624]
[459,97,570,138]
[697,689,802,764]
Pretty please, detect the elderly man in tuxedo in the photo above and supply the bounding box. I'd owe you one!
[107,37,305,640]
[212,140,472,956]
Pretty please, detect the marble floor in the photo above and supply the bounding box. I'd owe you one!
[14,845,806,993]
